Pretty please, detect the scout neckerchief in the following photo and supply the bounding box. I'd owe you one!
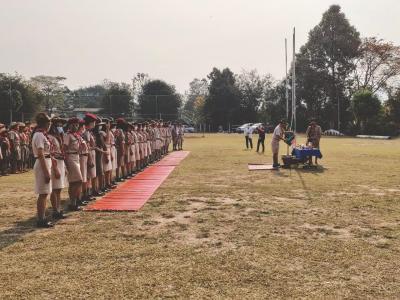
[67,129,82,151]
[35,128,54,154]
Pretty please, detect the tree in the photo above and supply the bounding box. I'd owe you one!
[352,37,400,94]
[30,75,67,113]
[351,89,381,133]
[68,84,107,108]
[184,78,209,112]
[132,73,150,116]
[0,73,44,123]
[203,67,241,130]
[138,80,181,120]
[101,82,132,117]
[236,69,274,123]
[296,5,361,131]
[385,89,400,126]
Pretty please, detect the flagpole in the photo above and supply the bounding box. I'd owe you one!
[292,27,296,133]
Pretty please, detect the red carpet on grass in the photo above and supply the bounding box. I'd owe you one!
[85,151,190,211]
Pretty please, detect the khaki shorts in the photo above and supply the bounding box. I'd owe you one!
[271,140,279,154]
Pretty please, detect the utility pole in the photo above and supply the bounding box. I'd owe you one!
[9,82,13,123]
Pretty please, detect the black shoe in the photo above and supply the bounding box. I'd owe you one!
[37,219,54,228]
[78,200,89,206]
[68,204,82,211]
[272,163,281,168]
[52,210,67,219]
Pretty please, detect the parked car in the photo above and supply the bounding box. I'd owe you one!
[235,123,253,134]
[323,129,344,136]
[250,123,263,134]
[183,125,195,133]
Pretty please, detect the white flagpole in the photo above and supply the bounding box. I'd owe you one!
[292,27,296,133]
[285,38,289,121]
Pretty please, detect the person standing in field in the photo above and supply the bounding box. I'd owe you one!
[305,119,322,165]
[256,124,266,153]
[31,113,53,227]
[271,120,287,168]
[64,117,84,211]
[177,123,184,151]
[8,122,21,173]
[0,125,10,176]
[47,117,67,219]
[244,125,253,150]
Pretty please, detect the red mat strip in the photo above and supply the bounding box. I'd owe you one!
[85,151,190,211]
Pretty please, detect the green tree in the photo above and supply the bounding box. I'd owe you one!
[101,82,132,117]
[30,75,67,113]
[236,70,274,123]
[203,68,241,130]
[138,80,181,120]
[68,84,107,108]
[351,89,381,133]
[0,73,44,123]
[296,4,361,131]
[385,89,400,129]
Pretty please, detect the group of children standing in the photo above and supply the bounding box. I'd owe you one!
[31,112,184,228]
[0,122,34,175]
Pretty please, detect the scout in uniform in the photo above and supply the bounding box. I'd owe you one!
[109,120,118,185]
[64,117,84,211]
[32,113,53,227]
[171,123,178,151]
[305,119,322,165]
[18,123,28,172]
[145,122,152,164]
[77,120,90,206]
[94,120,107,192]
[124,122,133,178]
[133,123,141,172]
[101,118,114,189]
[0,125,10,175]
[114,118,126,182]
[47,118,67,219]
[129,123,137,174]
[83,113,98,199]
[271,120,287,168]
[8,122,21,173]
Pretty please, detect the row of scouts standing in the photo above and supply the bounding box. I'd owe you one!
[0,122,34,175]
[30,112,184,228]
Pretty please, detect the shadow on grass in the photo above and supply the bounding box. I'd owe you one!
[0,216,39,250]
[0,202,70,250]
[294,169,320,202]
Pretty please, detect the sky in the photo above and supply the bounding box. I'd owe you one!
[1,0,399,94]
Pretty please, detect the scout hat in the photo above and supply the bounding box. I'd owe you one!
[67,117,80,124]
[35,113,51,127]
[51,116,67,124]
[10,122,19,129]
[84,113,98,123]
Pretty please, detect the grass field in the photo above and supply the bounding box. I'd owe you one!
[1,134,400,299]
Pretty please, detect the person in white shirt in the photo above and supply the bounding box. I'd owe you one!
[32,112,54,228]
[243,126,253,150]
[271,120,287,168]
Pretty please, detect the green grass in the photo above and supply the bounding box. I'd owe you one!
[1,134,400,299]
